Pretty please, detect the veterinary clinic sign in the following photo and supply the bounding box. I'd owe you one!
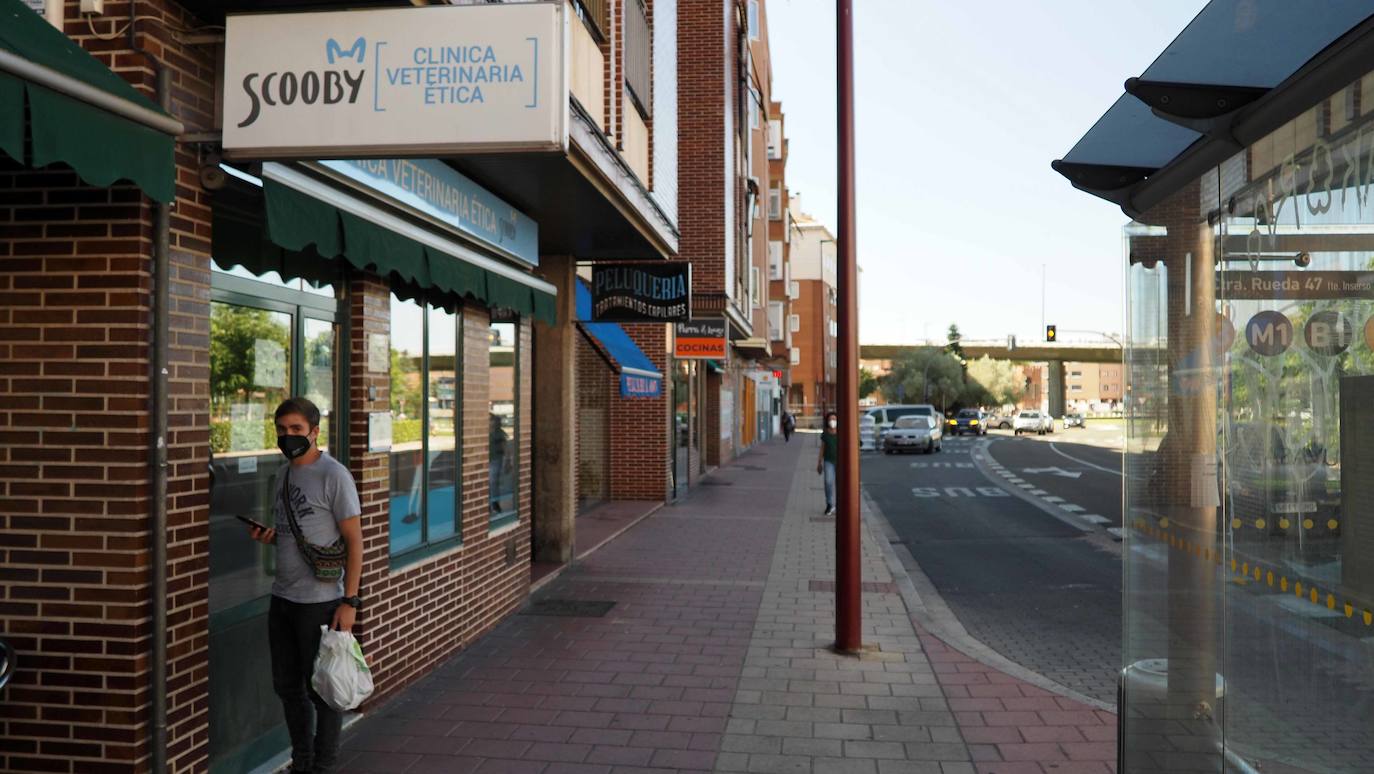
[223,3,567,158]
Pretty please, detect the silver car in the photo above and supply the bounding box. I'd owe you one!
[882,415,942,454]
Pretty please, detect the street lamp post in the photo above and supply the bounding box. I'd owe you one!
[834,0,861,654]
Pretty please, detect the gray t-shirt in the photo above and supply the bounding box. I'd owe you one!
[271,452,361,604]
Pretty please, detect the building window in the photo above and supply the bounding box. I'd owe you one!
[1070,385,1083,392]
[768,241,783,279]
[624,0,652,119]
[1069,370,1083,377]
[748,86,761,130]
[789,313,800,333]
[769,301,784,341]
[489,319,519,528]
[750,266,761,308]
[768,183,782,220]
[789,280,799,299]
[790,346,800,365]
[389,295,463,557]
[767,119,782,159]
[747,0,759,39]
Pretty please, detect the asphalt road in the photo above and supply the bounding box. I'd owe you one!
[862,430,1123,703]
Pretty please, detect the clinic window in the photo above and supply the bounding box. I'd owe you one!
[489,318,519,529]
[389,293,463,559]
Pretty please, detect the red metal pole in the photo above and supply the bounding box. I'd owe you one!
[835,0,861,653]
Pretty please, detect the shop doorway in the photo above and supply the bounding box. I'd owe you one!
[206,263,341,773]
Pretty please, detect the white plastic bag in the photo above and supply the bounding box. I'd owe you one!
[311,626,374,712]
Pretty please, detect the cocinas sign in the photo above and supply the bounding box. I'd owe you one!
[223,3,566,158]
[590,263,692,322]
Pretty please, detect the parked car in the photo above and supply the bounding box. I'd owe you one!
[986,413,1013,430]
[1064,413,1085,428]
[950,408,987,436]
[866,404,937,448]
[883,415,942,454]
[1013,410,1050,435]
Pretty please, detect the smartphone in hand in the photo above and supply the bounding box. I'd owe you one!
[235,514,270,532]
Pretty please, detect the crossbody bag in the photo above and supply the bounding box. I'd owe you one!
[280,468,349,581]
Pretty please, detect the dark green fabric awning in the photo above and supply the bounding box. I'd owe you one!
[249,179,554,323]
[0,0,177,202]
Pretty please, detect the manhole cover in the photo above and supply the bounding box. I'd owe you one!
[523,599,616,617]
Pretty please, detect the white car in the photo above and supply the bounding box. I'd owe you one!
[882,415,942,454]
[1013,410,1051,436]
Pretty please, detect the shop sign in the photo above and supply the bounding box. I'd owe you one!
[591,262,691,322]
[674,319,727,359]
[319,159,539,266]
[620,370,661,398]
[223,3,566,158]
[1218,271,1374,300]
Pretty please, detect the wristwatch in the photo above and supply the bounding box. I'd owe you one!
[341,595,362,610]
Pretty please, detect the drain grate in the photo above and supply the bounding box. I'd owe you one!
[808,580,898,594]
[523,599,617,617]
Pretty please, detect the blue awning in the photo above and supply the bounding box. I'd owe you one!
[1054,0,1374,215]
[576,280,663,398]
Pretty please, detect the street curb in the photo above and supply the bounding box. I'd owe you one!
[861,489,1117,713]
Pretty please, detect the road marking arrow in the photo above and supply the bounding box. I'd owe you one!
[1021,466,1082,479]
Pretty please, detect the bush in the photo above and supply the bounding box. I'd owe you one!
[392,419,422,445]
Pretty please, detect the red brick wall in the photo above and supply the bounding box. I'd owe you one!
[576,330,613,509]
[350,296,535,709]
[609,323,670,499]
[677,0,727,299]
[0,0,215,769]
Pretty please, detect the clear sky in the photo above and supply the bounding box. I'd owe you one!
[766,0,1206,345]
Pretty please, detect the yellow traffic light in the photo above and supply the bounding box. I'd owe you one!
[1046,324,1057,342]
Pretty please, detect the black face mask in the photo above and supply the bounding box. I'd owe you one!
[278,434,312,459]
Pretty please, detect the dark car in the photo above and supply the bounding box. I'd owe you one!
[949,408,987,436]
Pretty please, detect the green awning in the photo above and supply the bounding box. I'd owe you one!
[0,0,177,202]
[252,179,555,323]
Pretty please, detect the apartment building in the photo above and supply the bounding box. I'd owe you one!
[787,200,839,419]
[1065,362,1124,410]
[677,0,782,465]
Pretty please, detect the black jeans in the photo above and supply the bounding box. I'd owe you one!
[268,595,342,774]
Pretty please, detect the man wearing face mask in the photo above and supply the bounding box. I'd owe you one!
[248,397,363,774]
[818,410,838,516]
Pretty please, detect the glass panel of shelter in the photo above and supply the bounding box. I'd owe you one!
[1122,67,1374,773]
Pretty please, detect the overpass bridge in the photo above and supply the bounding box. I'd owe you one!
[859,341,1123,416]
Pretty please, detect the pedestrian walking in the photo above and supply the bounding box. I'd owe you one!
[818,410,838,515]
[248,397,364,774]
[782,409,795,442]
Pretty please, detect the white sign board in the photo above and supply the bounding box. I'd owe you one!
[368,412,393,453]
[223,3,568,158]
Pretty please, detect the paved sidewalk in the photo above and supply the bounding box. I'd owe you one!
[335,435,975,773]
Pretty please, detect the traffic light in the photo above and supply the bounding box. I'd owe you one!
[1046,324,1057,342]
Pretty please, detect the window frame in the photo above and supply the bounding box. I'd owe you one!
[388,294,466,567]
[488,316,521,531]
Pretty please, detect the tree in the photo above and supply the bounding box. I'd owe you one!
[209,304,291,416]
[859,367,879,400]
[944,323,965,360]
[965,356,1025,407]
[880,347,963,405]
[390,347,422,418]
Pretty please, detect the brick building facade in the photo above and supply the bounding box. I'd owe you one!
[0,0,680,771]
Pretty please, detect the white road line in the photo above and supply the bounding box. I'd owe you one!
[1081,514,1111,525]
[1049,443,1122,476]
[1018,483,1036,489]
[1042,495,1066,503]
[1029,489,1048,495]
[1060,504,1086,513]
[1106,527,1125,541]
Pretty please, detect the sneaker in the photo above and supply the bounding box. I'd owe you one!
[824,506,834,516]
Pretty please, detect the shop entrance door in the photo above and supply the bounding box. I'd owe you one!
[206,267,340,773]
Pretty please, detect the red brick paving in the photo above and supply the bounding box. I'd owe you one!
[917,627,1118,774]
